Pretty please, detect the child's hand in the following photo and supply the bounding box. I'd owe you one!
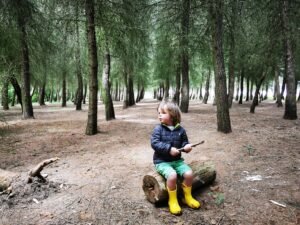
[183,144,192,153]
[170,147,180,156]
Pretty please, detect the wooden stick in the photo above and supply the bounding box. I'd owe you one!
[269,200,286,208]
[178,140,205,152]
[27,157,60,183]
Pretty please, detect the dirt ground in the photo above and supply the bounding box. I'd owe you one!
[0,99,299,225]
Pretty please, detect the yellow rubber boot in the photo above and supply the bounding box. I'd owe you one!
[182,183,201,209]
[167,187,182,215]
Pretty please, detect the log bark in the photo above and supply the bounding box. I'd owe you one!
[142,161,216,204]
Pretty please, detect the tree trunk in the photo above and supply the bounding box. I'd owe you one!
[75,6,83,111]
[264,82,269,100]
[128,76,135,106]
[273,79,277,100]
[275,68,283,107]
[203,68,211,104]
[245,76,250,101]
[280,74,286,100]
[49,85,53,103]
[102,48,115,121]
[250,79,253,100]
[136,81,145,103]
[282,0,297,120]
[227,0,237,108]
[1,77,9,110]
[142,161,216,205]
[238,69,244,104]
[83,82,87,104]
[38,82,46,106]
[11,90,16,107]
[210,0,232,133]
[163,77,170,99]
[179,0,190,113]
[85,0,99,135]
[199,82,203,100]
[10,75,22,109]
[157,84,164,101]
[18,12,34,119]
[173,61,181,105]
[136,80,141,102]
[250,72,266,113]
[61,71,67,107]
[114,81,118,101]
[235,74,240,101]
[123,68,129,109]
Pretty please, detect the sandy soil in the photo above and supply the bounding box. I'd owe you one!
[0,99,299,225]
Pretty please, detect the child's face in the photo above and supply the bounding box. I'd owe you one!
[158,106,173,125]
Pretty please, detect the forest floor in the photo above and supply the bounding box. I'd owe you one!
[0,99,299,225]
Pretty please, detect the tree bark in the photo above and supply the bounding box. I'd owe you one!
[1,77,9,110]
[142,161,216,205]
[210,0,232,133]
[38,82,46,106]
[173,61,181,105]
[18,10,34,119]
[273,79,276,101]
[83,82,87,104]
[199,82,203,100]
[85,0,99,135]
[238,69,244,104]
[250,79,253,100]
[163,77,170,99]
[235,74,240,101]
[264,83,269,100]
[203,68,211,104]
[282,0,297,120]
[227,0,237,108]
[250,72,266,113]
[10,75,22,109]
[123,68,129,108]
[275,68,283,107]
[245,76,250,101]
[11,90,16,106]
[128,76,135,106]
[114,81,119,101]
[61,71,67,107]
[102,47,115,121]
[179,0,190,113]
[280,75,286,100]
[75,6,83,111]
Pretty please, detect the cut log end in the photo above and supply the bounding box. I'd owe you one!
[142,175,168,204]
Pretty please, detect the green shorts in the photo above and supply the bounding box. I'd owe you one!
[155,159,192,179]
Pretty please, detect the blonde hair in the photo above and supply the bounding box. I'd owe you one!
[158,99,181,125]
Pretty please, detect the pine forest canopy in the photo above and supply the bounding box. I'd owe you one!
[0,0,299,134]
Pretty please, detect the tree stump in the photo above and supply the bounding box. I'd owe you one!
[142,161,216,204]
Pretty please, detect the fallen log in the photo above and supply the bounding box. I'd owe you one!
[142,161,216,204]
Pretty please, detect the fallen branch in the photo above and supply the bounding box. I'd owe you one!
[269,200,286,208]
[27,157,60,183]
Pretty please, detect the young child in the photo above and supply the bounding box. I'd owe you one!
[151,100,200,215]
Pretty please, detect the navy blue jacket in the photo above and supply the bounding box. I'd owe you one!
[151,124,189,164]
